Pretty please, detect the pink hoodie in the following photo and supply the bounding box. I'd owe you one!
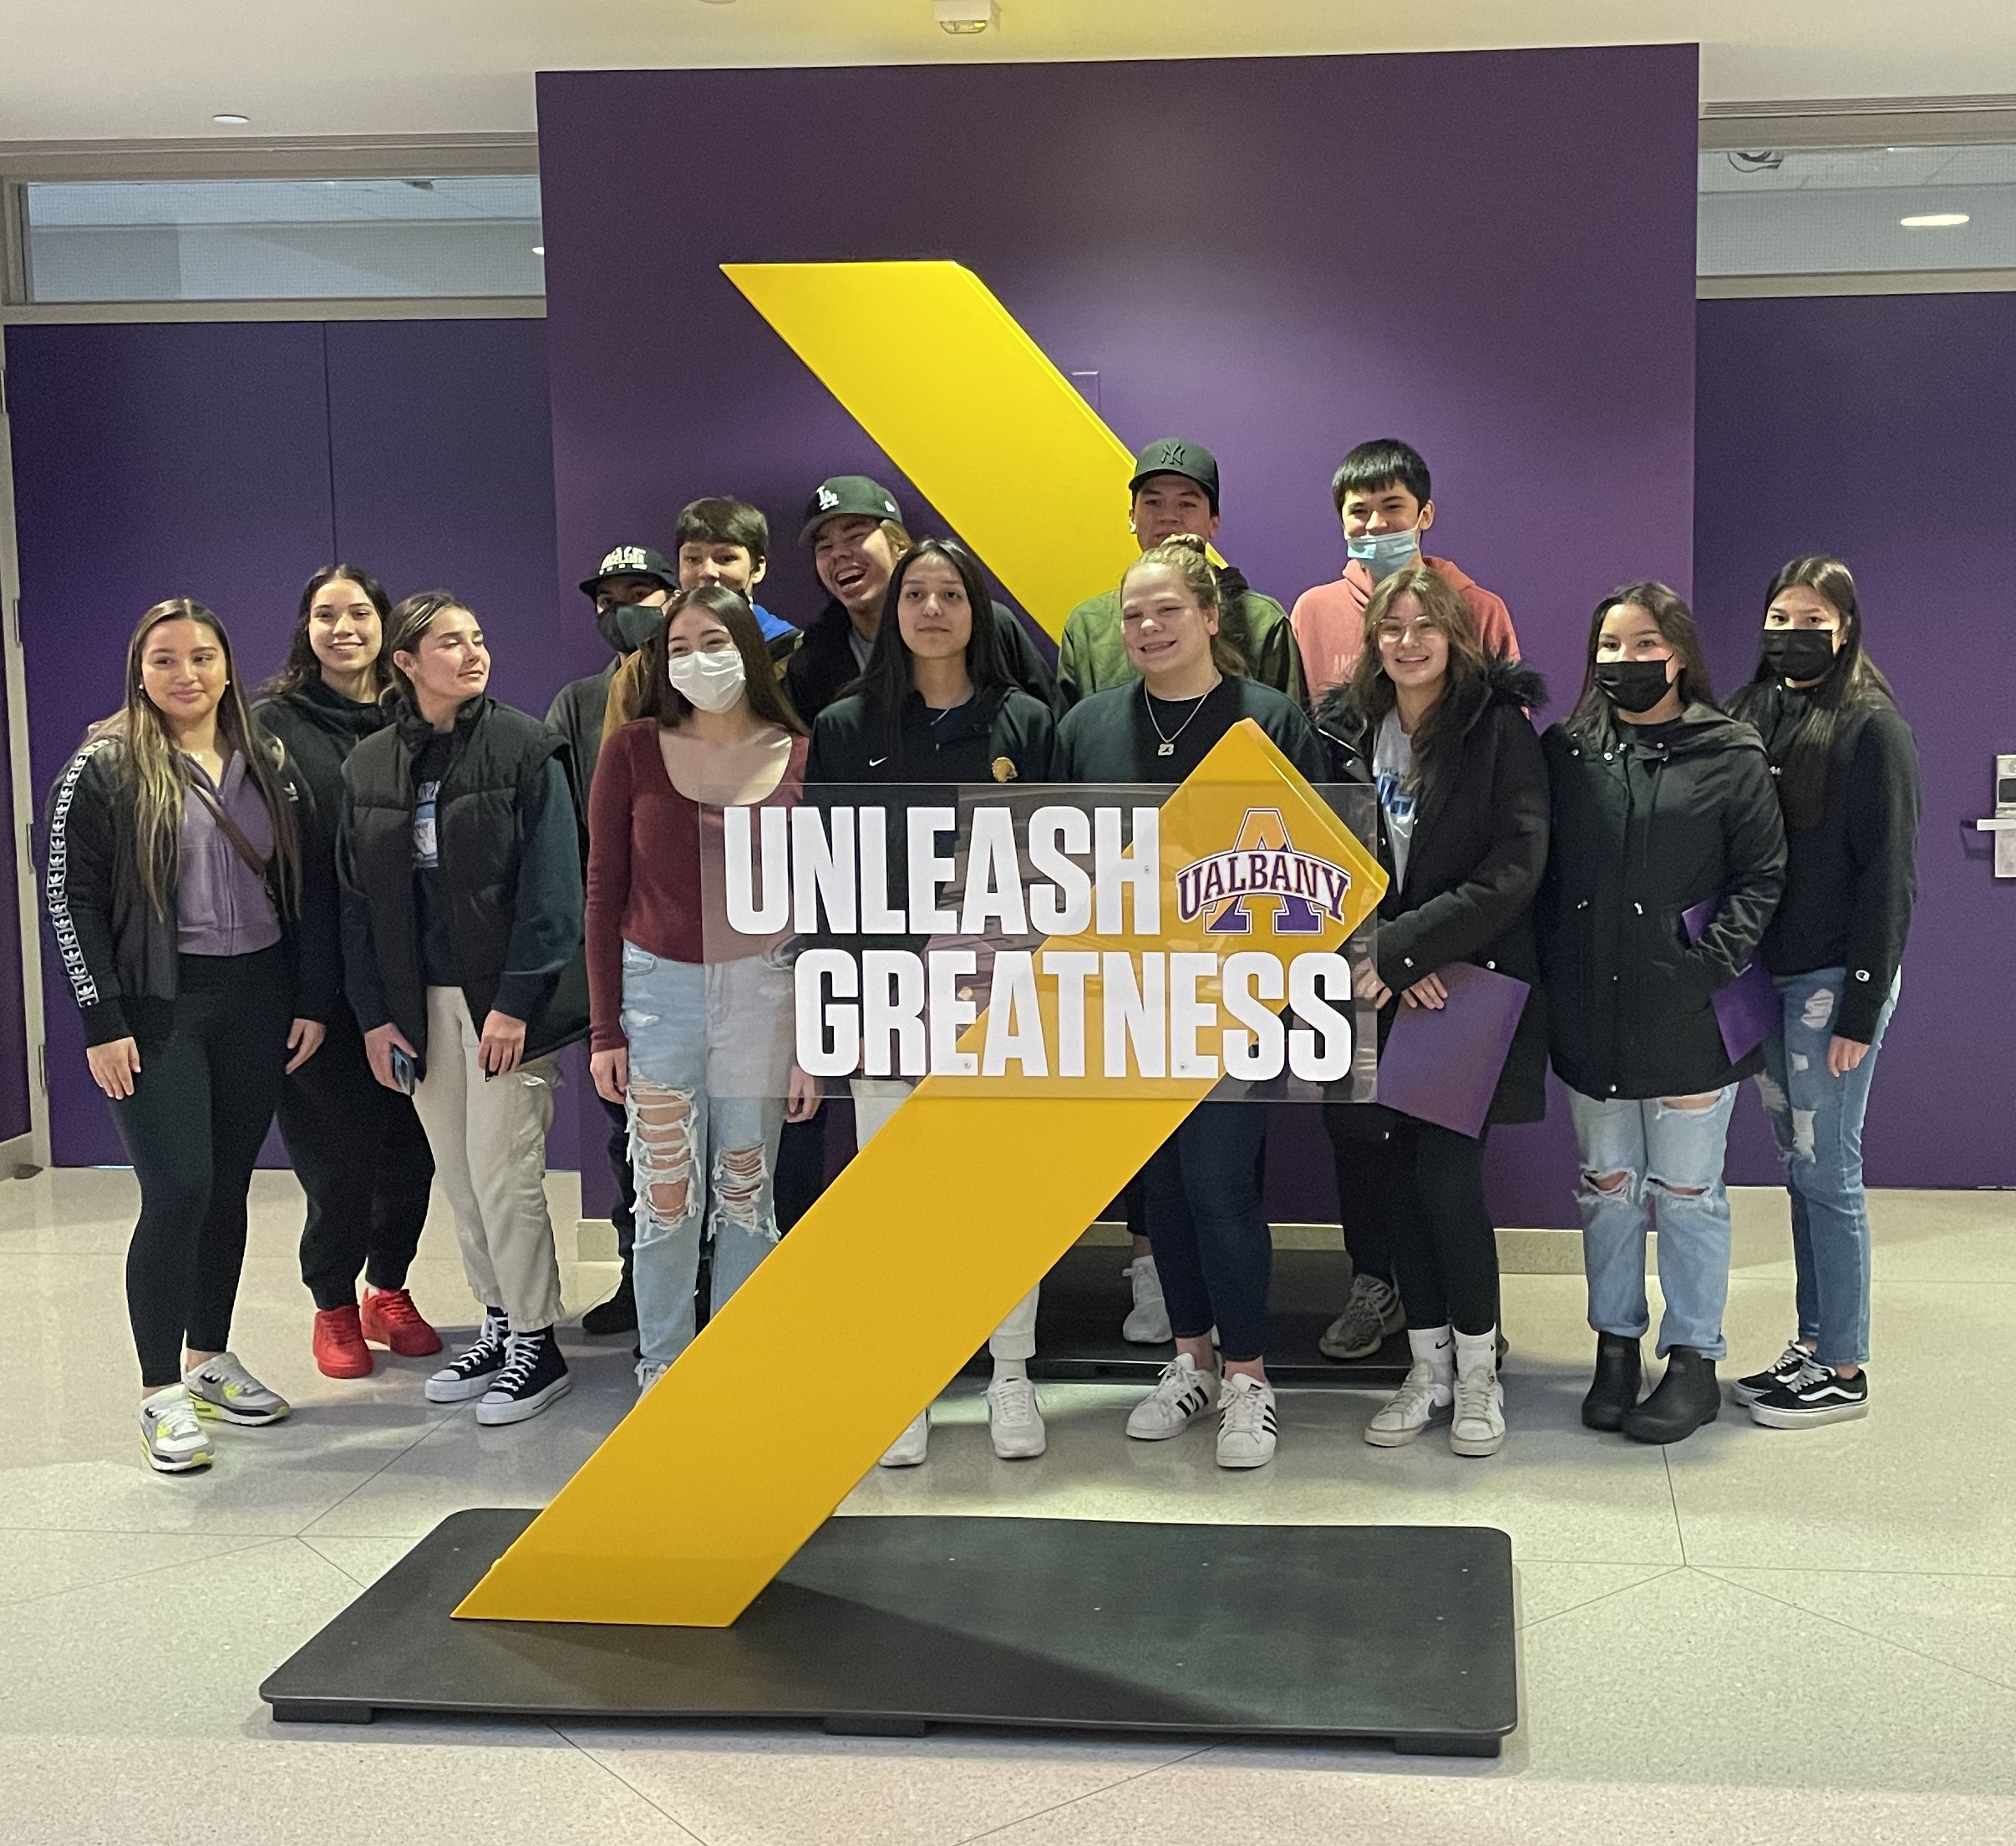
[1290,554,1518,702]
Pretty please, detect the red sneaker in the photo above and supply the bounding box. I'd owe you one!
[312,1304,373,1378]
[361,1286,444,1357]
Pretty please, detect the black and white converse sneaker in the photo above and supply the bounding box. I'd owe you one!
[1749,1360,1869,1429]
[1733,1341,1811,1406]
[425,1309,510,1403]
[475,1327,572,1427]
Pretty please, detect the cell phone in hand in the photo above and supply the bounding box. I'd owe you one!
[390,1046,418,1095]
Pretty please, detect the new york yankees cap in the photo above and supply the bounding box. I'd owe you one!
[578,544,678,597]
[1128,438,1220,512]
[800,475,903,545]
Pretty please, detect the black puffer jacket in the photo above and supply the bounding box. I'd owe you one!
[1316,656,1551,1126]
[1540,701,1786,1100]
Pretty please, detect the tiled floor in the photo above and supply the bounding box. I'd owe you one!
[3,1167,2013,1843]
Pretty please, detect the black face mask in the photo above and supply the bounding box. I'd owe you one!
[596,599,667,655]
[1595,658,1676,714]
[1760,627,1838,685]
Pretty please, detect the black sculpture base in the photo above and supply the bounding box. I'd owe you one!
[977,1243,1408,1385]
[264,1509,1516,1754]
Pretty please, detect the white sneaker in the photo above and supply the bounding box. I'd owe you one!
[987,1374,1046,1458]
[1365,1328,1456,1448]
[636,1360,670,1395]
[1125,1352,1218,1440]
[182,1352,291,1426]
[878,1409,930,1468]
[1120,1255,1172,1344]
[1216,1373,1278,1469]
[140,1384,213,1473]
[1450,1364,1506,1457]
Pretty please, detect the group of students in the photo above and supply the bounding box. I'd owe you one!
[45,436,1917,1481]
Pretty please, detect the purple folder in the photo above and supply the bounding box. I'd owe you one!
[1376,961,1531,1139]
[1683,898,1779,1064]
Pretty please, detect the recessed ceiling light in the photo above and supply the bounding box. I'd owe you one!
[1899,212,1969,228]
[212,113,250,126]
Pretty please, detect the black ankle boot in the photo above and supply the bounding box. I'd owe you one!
[1622,1345,1720,1445]
[1582,1332,1643,1432]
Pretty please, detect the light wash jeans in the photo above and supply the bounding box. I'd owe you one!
[1755,966,1898,1367]
[852,1078,1040,1360]
[1569,1083,1739,1359]
[622,944,795,1369]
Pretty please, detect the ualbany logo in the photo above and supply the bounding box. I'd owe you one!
[1175,807,1352,937]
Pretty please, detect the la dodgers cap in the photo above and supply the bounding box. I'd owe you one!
[800,475,903,545]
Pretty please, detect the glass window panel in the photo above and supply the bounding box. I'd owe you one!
[1699,144,2016,276]
[23,176,544,302]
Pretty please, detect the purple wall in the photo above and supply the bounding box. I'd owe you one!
[0,639,28,1144]
[1695,293,2016,1190]
[535,47,1702,1228]
[4,318,577,1171]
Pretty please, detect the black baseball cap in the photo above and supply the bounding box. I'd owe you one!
[800,475,904,546]
[1128,438,1220,513]
[579,545,677,598]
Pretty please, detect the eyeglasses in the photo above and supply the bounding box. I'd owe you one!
[1375,620,1437,645]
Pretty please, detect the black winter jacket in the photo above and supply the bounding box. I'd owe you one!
[43,732,339,1048]
[1725,679,1918,1044]
[1315,657,1551,1126]
[339,696,588,1067]
[785,597,1060,728]
[1540,702,1786,1099]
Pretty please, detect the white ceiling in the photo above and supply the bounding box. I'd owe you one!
[2,0,2013,144]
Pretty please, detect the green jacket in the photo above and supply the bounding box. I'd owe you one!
[1057,565,1308,708]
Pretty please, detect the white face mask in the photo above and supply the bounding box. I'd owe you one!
[668,646,746,713]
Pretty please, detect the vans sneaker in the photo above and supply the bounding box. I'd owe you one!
[140,1385,213,1473]
[475,1328,572,1427]
[1120,1255,1172,1344]
[1318,1274,1406,1361]
[878,1409,930,1468]
[1749,1361,1870,1429]
[987,1374,1046,1458]
[426,1310,510,1402]
[1733,1341,1811,1407]
[1125,1352,1219,1440]
[183,1352,291,1426]
[1216,1374,1278,1469]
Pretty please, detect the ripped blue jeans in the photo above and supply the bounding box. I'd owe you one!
[1568,1084,1739,1358]
[621,943,795,1369]
[1755,966,1898,1367]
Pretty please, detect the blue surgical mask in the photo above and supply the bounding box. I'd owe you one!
[1347,526,1422,584]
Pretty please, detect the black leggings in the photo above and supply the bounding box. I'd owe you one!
[1145,1103,1272,1362]
[277,998,435,1311]
[112,948,292,1387]
[1326,1105,1500,1336]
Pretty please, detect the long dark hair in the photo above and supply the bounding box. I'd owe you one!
[1570,581,1716,730]
[1347,564,1487,774]
[91,599,302,917]
[636,584,807,734]
[1736,555,1898,830]
[851,538,1013,720]
[262,564,395,698]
